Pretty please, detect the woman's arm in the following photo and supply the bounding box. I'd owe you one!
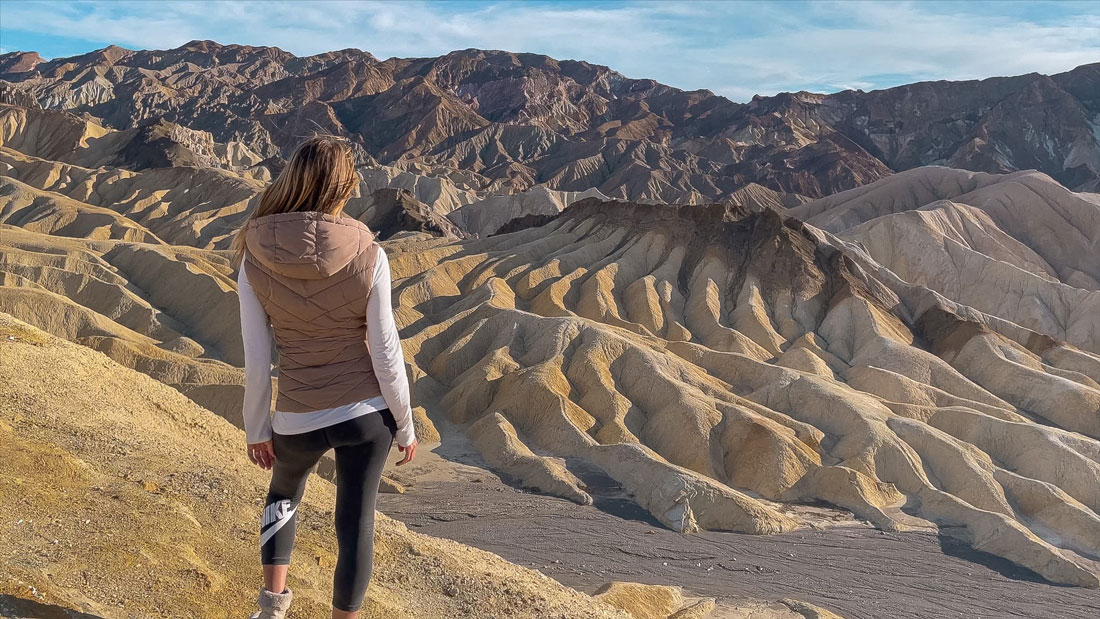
[366,248,417,448]
[238,262,275,446]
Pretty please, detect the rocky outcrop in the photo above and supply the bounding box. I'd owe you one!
[593,582,846,619]
[594,582,716,619]
[345,187,466,239]
[467,412,592,505]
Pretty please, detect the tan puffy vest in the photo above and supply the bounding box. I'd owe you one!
[242,211,382,413]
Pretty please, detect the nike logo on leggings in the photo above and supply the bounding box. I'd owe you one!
[260,499,297,547]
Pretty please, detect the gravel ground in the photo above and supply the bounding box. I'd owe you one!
[380,476,1100,619]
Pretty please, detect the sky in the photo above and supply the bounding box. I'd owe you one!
[1,0,1098,101]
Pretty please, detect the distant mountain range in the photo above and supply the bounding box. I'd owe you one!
[2,40,1098,205]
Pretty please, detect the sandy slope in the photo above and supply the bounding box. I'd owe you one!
[0,225,246,423]
[0,314,638,619]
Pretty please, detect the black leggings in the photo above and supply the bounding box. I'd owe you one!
[261,409,396,612]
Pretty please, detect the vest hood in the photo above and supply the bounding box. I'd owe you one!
[244,211,376,280]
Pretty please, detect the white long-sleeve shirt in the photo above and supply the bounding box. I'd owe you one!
[238,247,416,447]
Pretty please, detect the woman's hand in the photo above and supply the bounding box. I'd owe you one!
[396,439,417,466]
[248,440,276,470]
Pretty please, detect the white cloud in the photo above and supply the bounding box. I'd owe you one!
[2,0,1098,100]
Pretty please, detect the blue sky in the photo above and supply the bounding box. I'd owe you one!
[1,0,1098,101]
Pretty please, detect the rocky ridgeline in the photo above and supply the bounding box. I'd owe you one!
[1,41,1097,206]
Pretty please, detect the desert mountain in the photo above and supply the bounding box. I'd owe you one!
[2,41,1097,206]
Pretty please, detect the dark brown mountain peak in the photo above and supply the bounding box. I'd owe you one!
[0,51,45,74]
[302,48,378,64]
[1054,62,1100,111]
[54,44,133,69]
[180,39,223,53]
[95,44,132,63]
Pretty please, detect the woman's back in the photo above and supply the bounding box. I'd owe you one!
[242,211,384,413]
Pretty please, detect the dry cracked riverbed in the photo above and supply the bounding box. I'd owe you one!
[378,445,1100,619]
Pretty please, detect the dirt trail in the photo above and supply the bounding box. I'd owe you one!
[379,449,1100,619]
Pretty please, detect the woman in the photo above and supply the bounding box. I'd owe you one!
[234,135,418,619]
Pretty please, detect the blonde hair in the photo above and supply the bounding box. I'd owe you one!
[232,134,359,266]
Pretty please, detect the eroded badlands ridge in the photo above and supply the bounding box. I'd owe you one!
[381,197,1100,588]
[791,166,1100,354]
[2,160,1099,589]
[2,171,1099,589]
[0,102,607,243]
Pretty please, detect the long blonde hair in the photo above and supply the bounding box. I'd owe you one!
[232,134,359,266]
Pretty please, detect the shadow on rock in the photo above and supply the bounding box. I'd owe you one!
[0,595,106,619]
[937,529,1050,585]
